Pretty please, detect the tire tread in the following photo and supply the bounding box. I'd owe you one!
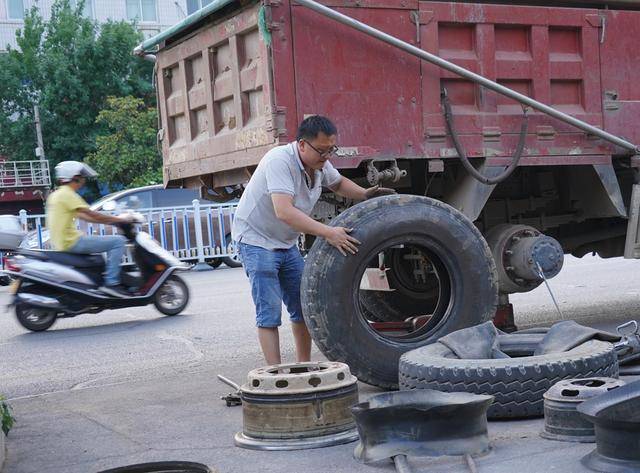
[399,340,618,418]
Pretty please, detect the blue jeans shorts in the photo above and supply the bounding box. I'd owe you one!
[239,242,305,328]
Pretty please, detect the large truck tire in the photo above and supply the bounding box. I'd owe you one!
[301,195,499,389]
[399,339,618,418]
[358,246,440,322]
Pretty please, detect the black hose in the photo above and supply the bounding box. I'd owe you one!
[441,88,529,185]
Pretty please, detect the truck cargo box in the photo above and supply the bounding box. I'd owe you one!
[138,0,640,192]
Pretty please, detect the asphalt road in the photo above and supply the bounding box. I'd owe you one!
[0,265,267,401]
[1,255,640,401]
[1,254,640,473]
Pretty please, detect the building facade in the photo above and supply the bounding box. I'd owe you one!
[0,0,189,52]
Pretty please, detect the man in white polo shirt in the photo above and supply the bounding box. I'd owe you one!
[232,115,394,365]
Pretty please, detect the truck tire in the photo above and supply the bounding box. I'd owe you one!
[222,234,243,268]
[359,247,440,322]
[208,258,223,269]
[399,339,618,419]
[222,255,243,268]
[301,195,499,389]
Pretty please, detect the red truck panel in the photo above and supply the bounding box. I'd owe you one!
[600,9,640,146]
[154,1,640,183]
[270,1,636,168]
[421,2,607,163]
[156,4,277,186]
[290,1,423,157]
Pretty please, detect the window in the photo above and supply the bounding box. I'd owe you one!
[153,188,201,207]
[117,190,153,210]
[126,0,157,22]
[7,0,25,20]
[70,0,94,18]
[186,0,213,15]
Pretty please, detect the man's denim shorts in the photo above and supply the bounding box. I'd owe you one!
[238,242,305,327]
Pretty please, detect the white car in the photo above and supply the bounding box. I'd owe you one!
[22,185,241,268]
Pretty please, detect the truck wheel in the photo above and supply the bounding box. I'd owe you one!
[222,255,242,268]
[359,246,440,322]
[222,234,243,268]
[399,340,618,418]
[301,195,499,389]
[208,258,223,269]
[16,303,57,332]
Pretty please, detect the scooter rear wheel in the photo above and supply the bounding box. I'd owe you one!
[16,303,57,331]
[154,275,189,316]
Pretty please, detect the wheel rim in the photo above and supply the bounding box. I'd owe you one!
[355,236,455,343]
[22,307,54,326]
[226,238,240,262]
[157,280,186,310]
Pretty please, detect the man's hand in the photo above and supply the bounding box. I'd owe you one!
[116,214,135,224]
[323,227,361,256]
[364,185,396,200]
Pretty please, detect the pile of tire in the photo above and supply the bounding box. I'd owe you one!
[399,334,619,419]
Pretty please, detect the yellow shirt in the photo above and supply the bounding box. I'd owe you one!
[46,185,89,251]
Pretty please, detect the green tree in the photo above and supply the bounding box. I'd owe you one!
[0,0,154,169]
[87,96,162,190]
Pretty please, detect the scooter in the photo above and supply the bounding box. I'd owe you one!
[3,213,191,331]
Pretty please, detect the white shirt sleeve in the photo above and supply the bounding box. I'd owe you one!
[265,156,296,196]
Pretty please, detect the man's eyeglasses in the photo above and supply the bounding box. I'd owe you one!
[305,141,339,158]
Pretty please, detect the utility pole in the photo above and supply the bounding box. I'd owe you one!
[33,104,45,161]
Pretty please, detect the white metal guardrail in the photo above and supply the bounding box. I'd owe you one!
[15,200,239,265]
[0,160,51,189]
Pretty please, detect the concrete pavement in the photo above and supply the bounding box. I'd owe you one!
[1,255,640,472]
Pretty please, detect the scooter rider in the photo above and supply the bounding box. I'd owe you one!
[46,161,131,298]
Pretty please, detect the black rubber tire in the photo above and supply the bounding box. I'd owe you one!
[359,291,411,322]
[399,339,618,419]
[97,461,211,473]
[301,195,499,389]
[0,274,15,286]
[15,303,57,332]
[154,275,190,316]
[220,234,242,268]
[359,303,383,322]
[358,247,440,322]
[208,258,223,269]
[222,255,242,268]
[496,332,546,357]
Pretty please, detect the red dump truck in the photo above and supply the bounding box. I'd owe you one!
[136,0,640,387]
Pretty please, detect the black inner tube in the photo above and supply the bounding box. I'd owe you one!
[441,88,529,186]
[97,461,211,473]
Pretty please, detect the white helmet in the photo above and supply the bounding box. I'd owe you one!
[55,161,98,182]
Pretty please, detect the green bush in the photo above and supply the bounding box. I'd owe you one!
[0,396,15,436]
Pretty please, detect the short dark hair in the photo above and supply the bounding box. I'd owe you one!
[296,115,337,141]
